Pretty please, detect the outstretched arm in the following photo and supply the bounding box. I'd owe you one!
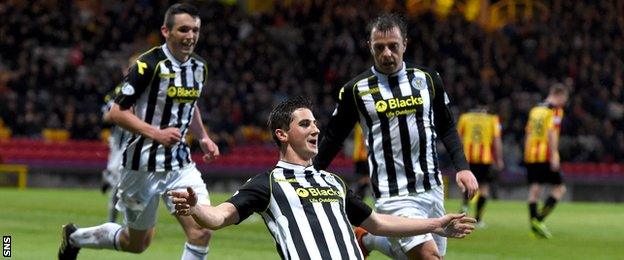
[168,187,240,230]
[360,212,476,238]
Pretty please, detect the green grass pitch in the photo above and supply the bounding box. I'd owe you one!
[0,188,622,259]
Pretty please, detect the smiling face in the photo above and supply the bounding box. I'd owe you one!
[369,26,407,75]
[275,108,320,164]
[162,13,200,62]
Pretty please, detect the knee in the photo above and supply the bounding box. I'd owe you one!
[187,227,212,245]
[120,230,153,253]
[123,237,151,253]
[406,243,442,260]
[419,250,442,260]
[125,243,149,254]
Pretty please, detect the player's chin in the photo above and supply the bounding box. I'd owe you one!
[304,148,318,159]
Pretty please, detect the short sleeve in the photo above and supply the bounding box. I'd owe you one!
[226,173,271,224]
[345,189,373,226]
[115,59,153,109]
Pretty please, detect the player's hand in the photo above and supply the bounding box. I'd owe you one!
[456,170,479,199]
[199,137,220,162]
[168,187,198,216]
[154,127,181,147]
[496,160,505,171]
[435,213,476,238]
[550,157,560,172]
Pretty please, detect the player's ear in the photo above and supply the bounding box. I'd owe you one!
[161,25,169,39]
[275,129,288,143]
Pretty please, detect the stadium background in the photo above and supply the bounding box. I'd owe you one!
[0,0,623,259]
[1,0,622,200]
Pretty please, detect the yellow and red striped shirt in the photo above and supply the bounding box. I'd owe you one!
[457,111,502,164]
[524,103,564,163]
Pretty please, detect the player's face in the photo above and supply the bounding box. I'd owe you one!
[162,13,200,62]
[286,108,320,161]
[555,94,569,107]
[369,26,407,75]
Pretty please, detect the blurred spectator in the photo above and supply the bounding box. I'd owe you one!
[0,0,622,164]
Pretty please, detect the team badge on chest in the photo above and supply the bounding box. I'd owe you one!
[194,69,203,83]
[412,77,426,90]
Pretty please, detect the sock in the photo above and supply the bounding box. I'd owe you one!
[70,223,123,250]
[475,196,487,222]
[362,234,397,258]
[181,242,209,260]
[461,191,470,213]
[529,202,538,220]
[539,196,558,221]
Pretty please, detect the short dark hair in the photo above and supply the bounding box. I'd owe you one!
[367,13,408,40]
[164,3,200,30]
[268,96,313,147]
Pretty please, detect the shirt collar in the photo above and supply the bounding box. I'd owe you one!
[371,61,406,78]
[162,43,190,66]
[276,160,317,173]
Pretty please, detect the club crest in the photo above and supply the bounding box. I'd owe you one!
[194,69,204,83]
[412,77,426,90]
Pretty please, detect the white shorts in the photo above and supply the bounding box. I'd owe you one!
[115,163,210,230]
[374,186,447,255]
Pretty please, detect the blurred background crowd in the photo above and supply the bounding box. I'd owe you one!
[0,0,622,167]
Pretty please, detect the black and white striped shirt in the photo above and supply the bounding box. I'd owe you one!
[315,62,469,198]
[227,161,372,260]
[115,44,207,172]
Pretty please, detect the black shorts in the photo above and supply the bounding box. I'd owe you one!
[354,161,369,177]
[526,163,564,184]
[469,163,494,183]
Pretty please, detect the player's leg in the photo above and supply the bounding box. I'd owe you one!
[372,189,443,260]
[539,184,565,221]
[474,164,492,226]
[63,195,160,255]
[428,186,447,259]
[117,227,156,253]
[59,169,161,259]
[405,240,441,260]
[358,229,397,258]
[176,215,212,260]
[539,170,566,221]
[526,163,551,238]
[460,191,470,214]
[164,165,212,260]
[526,164,542,221]
[475,184,489,225]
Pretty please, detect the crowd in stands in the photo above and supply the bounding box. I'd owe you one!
[1,0,622,164]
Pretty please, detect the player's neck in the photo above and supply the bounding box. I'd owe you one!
[280,150,313,167]
[165,43,190,63]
